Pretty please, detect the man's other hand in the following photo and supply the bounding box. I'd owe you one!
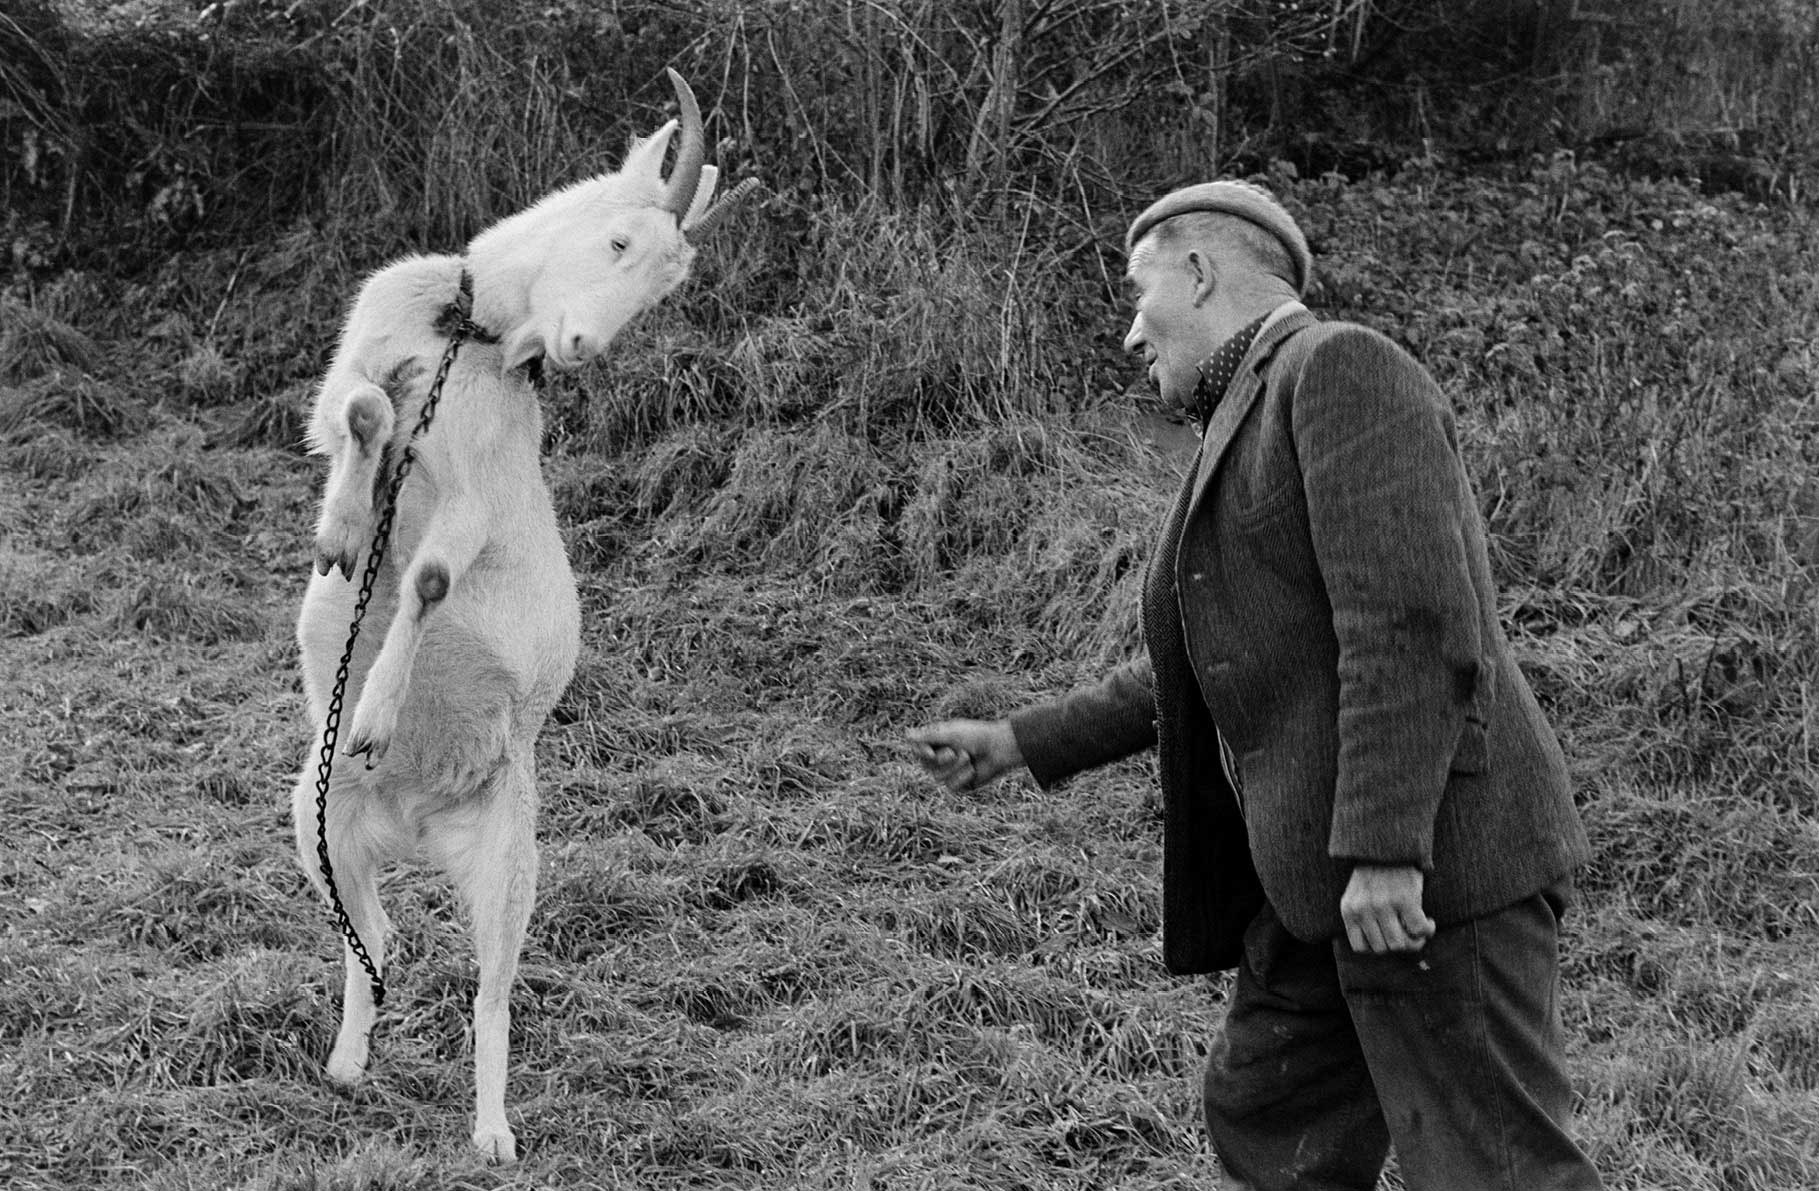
[1340,863,1436,954]
[906,719,1024,792]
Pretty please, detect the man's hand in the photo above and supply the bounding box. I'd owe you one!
[1340,863,1436,954]
[906,719,1024,792]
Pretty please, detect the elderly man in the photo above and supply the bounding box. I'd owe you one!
[908,181,1602,1190]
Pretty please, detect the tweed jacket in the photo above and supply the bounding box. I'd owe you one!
[1010,310,1591,973]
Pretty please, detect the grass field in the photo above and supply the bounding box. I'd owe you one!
[4,154,1819,1189]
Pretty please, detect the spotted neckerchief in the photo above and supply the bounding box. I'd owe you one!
[1187,312,1270,428]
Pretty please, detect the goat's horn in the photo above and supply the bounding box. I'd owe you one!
[662,68,706,224]
[684,177,763,245]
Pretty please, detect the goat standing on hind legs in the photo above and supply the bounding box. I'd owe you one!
[289,69,757,1164]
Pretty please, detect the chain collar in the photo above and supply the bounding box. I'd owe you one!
[434,267,499,343]
[431,266,544,385]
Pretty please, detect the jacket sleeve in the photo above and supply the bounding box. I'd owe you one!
[1008,656,1158,789]
[1291,327,1485,869]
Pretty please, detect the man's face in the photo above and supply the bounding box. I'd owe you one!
[1122,236,1209,410]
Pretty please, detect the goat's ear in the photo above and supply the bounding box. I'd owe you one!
[621,119,678,186]
[683,164,720,226]
[501,325,547,372]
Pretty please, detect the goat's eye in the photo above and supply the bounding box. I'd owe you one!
[609,236,629,255]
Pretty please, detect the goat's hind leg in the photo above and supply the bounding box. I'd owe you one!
[291,769,392,1085]
[431,756,538,1164]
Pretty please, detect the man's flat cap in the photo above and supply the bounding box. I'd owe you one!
[1125,180,1312,295]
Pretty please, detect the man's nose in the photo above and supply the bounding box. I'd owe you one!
[1122,318,1143,354]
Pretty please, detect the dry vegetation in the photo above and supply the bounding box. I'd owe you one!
[5,2,1819,1188]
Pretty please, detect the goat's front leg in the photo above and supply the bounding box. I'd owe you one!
[314,361,424,579]
[343,499,489,767]
[314,382,395,580]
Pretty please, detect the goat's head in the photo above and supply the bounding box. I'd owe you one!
[466,69,758,372]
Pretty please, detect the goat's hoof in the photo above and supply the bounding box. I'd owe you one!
[315,546,357,580]
[344,691,399,769]
[343,734,389,770]
[342,716,393,769]
[473,1127,518,1164]
[314,513,371,581]
[325,1052,368,1086]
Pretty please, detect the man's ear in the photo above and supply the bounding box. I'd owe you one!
[1186,249,1218,307]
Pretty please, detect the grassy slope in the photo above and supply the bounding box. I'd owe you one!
[3,161,1818,1190]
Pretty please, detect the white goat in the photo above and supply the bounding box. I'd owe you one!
[289,70,753,1163]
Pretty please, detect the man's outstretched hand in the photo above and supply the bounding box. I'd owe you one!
[906,719,1024,792]
[911,727,1434,953]
[1340,863,1436,954]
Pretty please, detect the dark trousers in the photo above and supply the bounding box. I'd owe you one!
[1203,885,1603,1191]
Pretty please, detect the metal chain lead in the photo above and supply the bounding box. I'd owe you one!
[311,315,471,1011]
